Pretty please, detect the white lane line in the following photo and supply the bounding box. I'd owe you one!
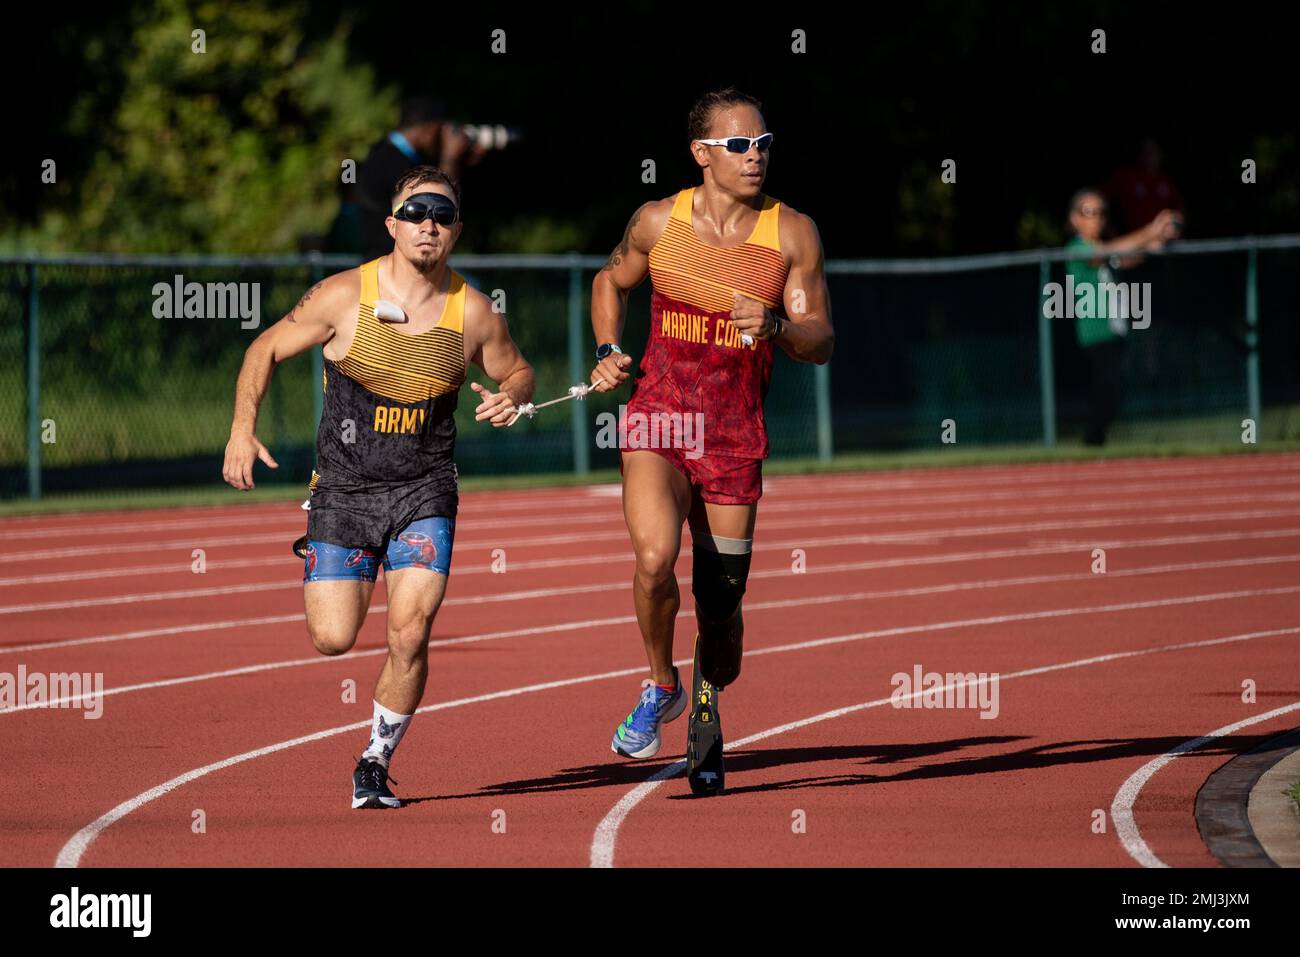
[771,469,1271,494]
[9,528,1300,654]
[9,473,1299,546]
[8,494,1300,566]
[0,513,303,541]
[0,548,651,588]
[8,501,1300,614]
[11,555,1300,714]
[768,457,1300,490]
[0,555,297,588]
[1,531,320,565]
[0,486,1126,542]
[1,613,629,714]
[7,514,1300,591]
[0,578,634,616]
[49,605,1300,867]
[0,483,659,534]
[1110,699,1300,868]
[54,662,655,868]
[0,580,302,614]
[0,552,630,588]
[0,501,646,540]
[2,612,320,656]
[590,626,1300,867]
[487,490,1264,538]
[759,459,1300,495]
[0,489,1053,554]
[9,457,1300,557]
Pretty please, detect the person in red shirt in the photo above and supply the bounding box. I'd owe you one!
[588,88,834,794]
[1103,138,1185,235]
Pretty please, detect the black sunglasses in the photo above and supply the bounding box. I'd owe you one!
[392,192,460,226]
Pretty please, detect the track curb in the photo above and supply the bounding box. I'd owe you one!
[1196,726,1300,867]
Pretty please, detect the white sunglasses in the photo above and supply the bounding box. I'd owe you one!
[694,133,774,154]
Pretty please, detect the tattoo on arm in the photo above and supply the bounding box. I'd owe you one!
[289,280,324,320]
[601,206,643,271]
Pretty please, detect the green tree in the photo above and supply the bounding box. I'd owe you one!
[24,0,395,253]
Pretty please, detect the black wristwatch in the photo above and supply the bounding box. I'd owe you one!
[595,343,624,361]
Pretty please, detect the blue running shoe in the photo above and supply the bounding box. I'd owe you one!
[611,666,687,758]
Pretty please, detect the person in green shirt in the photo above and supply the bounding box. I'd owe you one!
[1064,188,1181,444]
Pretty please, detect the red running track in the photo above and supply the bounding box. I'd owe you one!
[1,453,1298,867]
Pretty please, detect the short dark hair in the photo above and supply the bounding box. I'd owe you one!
[391,165,461,210]
[399,96,447,128]
[687,88,764,142]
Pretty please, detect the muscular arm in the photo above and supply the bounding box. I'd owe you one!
[223,274,349,489]
[589,200,670,392]
[465,292,535,426]
[775,210,835,364]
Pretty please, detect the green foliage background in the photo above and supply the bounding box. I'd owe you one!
[14,1,392,254]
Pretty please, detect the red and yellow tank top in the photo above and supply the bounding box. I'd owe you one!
[632,187,788,458]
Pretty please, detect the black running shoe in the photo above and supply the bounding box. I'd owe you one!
[687,634,725,797]
[352,757,400,809]
[292,535,309,560]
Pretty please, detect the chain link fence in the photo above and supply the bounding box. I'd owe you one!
[827,236,1300,450]
[3,238,1297,501]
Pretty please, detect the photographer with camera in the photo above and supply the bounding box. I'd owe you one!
[345,97,518,259]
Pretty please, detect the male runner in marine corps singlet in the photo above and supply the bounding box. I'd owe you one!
[589,88,834,794]
[223,165,534,809]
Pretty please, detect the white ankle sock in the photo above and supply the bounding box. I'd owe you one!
[362,700,412,768]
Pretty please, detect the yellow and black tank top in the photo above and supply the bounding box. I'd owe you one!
[312,258,467,490]
[634,188,789,458]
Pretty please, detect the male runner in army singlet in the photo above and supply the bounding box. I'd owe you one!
[589,89,835,795]
[223,165,534,808]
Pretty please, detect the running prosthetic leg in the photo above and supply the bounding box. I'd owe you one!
[687,633,725,796]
